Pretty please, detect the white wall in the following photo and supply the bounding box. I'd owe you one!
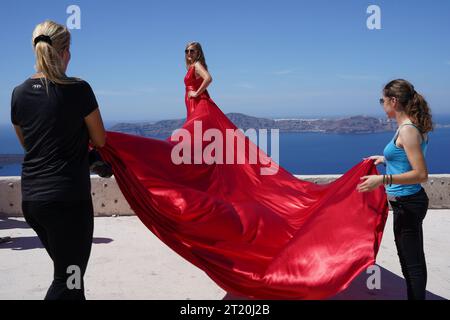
[1,175,449,217]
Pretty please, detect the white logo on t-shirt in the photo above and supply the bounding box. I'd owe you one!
[32,84,42,90]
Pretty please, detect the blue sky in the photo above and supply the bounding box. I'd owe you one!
[0,0,449,124]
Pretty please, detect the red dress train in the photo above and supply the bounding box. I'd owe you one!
[98,66,388,299]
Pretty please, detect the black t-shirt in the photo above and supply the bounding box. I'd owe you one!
[11,78,99,201]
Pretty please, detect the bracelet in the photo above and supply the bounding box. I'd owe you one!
[389,174,393,187]
[382,175,386,185]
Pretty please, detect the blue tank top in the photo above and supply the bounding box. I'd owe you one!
[383,123,428,197]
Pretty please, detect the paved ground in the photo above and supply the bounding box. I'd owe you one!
[1,211,449,300]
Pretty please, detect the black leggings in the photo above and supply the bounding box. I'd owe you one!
[22,199,94,300]
[389,188,428,300]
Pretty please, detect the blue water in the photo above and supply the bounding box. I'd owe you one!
[1,120,449,176]
[279,130,450,174]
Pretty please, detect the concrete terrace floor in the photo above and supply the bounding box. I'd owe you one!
[0,211,449,300]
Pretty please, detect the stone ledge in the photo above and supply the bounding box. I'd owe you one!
[1,175,449,217]
[0,176,133,217]
[295,174,450,210]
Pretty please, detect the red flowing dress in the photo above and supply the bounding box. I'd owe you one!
[98,66,388,299]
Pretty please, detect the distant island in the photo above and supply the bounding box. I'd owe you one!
[110,114,408,137]
[1,114,449,165]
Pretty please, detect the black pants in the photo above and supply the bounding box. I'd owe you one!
[22,199,94,300]
[389,188,428,300]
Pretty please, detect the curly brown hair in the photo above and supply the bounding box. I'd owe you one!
[383,79,433,133]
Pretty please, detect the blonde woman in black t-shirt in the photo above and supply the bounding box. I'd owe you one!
[11,20,106,300]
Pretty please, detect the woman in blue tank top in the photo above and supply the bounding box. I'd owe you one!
[357,79,433,300]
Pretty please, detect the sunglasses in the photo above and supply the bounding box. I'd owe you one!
[379,97,397,105]
[185,49,197,54]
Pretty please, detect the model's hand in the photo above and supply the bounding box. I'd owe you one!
[364,155,385,166]
[357,175,384,193]
[188,91,198,99]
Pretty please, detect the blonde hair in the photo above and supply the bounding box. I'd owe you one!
[185,42,208,70]
[32,20,80,85]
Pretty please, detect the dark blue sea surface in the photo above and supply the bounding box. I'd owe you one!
[1,119,449,176]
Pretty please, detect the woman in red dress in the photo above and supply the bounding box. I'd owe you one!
[98,42,388,299]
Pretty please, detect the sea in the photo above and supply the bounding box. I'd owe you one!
[1,116,449,176]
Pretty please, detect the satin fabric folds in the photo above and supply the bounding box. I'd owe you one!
[98,66,389,299]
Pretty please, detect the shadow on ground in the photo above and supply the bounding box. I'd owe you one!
[0,236,113,251]
[0,216,31,230]
[222,265,446,300]
[331,265,445,300]
[1,217,113,250]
